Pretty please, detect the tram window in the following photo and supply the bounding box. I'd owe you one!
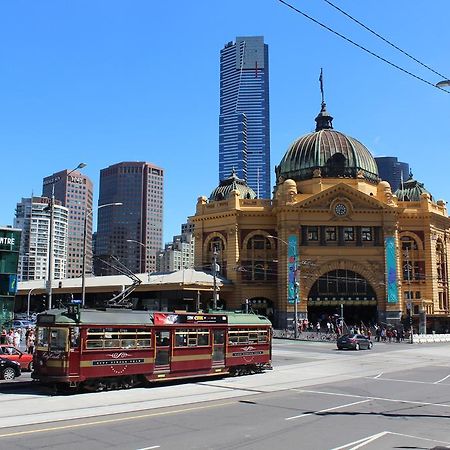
[248,332,258,343]
[37,327,50,350]
[238,334,249,344]
[175,329,209,347]
[197,331,209,346]
[87,340,104,349]
[104,339,121,348]
[50,329,67,351]
[258,331,268,343]
[156,331,170,346]
[136,339,151,348]
[70,327,80,348]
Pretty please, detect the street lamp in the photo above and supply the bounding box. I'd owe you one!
[436,80,450,89]
[81,202,122,307]
[27,287,38,318]
[267,235,300,338]
[47,162,86,310]
[126,239,150,282]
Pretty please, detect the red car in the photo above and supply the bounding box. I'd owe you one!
[0,345,33,371]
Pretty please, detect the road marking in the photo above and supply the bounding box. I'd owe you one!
[434,374,450,384]
[387,431,450,445]
[373,372,383,379]
[0,401,236,439]
[136,447,160,450]
[329,431,388,450]
[293,388,450,409]
[365,376,445,385]
[285,399,370,421]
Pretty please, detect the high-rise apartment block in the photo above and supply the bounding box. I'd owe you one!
[375,157,409,192]
[157,223,195,272]
[219,36,271,198]
[95,162,163,275]
[42,170,93,279]
[14,197,69,281]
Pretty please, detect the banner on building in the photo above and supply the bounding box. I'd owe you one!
[385,236,398,303]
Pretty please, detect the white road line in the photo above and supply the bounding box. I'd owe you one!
[293,388,450,409]
[329,432,387,450]
[387,431,450,445]
[434,374,450,384]
[285,399,370,421]
[347,432,388,450]
[364,376,444,385]
[136,446,160,450]
[373,372,383,379]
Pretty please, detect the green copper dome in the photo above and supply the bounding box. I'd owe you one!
[275,103,379,184]
[209,170,257,201]
[394,171,432,201]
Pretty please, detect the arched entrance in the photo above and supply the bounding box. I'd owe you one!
[307,269,377,327]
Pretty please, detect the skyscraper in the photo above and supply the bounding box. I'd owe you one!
[42,170,94,279]
[375,157,409,192]
[219,36,271,198]
[94,162,164,275]
[15,197,69,281]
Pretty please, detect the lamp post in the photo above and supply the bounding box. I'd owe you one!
[436,80,450,89]
[81,202,122,307]
[126,239,150,282]
[268,235,300,339]
[47,162,86,310]
[212,246,219,310]
[27,288,37,318]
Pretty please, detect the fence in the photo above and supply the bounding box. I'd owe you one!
[273,329,338,342]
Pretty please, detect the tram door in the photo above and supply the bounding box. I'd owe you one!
[212,329,225,366]
[154,330,171,372]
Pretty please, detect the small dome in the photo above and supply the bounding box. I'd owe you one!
[395,171,432,201]
[209,170,257,201]
[275,103,379,184]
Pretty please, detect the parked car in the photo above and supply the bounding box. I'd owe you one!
[0,357,21,380]
[0,345,33,371]
[337,334,373,350]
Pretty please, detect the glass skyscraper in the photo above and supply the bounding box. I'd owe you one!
[219,36,271,198]
[375,157,409,192]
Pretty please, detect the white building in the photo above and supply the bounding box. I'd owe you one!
[157,224,195,272]
[15,197,69,281]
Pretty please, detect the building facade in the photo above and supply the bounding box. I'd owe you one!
[0,227,21,329]
[157,223,195,272]
[95,162,164,275]
[375,156,409,192]
[15,197,69,281]
[219,36,270,198]
[192,100,450,333]
[42,170,93,279]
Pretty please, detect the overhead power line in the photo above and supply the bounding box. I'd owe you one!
[323,0,450,81]
[277,0,449,93]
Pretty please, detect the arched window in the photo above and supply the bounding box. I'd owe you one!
[243,234,275,282]
[401,235,424,281]
[207,237,225,275]
[436,241,446,282]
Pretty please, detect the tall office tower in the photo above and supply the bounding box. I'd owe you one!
[14,197,69,281]
[95,162,164,276]
[42,170,94,279]
[219,36,271,198]
[157,223,195,272]
[375,157,409,192]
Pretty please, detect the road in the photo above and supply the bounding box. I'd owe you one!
[1,340,450,449]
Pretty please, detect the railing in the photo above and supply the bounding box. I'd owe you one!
[273,329,338,342]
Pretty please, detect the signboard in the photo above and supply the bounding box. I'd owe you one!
[287,234,298,305]
[153,312,228,325]
[385,236,398,303]
[0,229,21,252]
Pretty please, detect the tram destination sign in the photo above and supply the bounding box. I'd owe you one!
[153,313,227,325]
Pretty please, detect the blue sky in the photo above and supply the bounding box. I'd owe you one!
[1,1,449,242]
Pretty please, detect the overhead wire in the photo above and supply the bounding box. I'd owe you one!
[277,0,449,93]
[323,0,450,81]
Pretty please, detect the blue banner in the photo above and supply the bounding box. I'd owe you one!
[288,235,298,304]
[385,236,398,303]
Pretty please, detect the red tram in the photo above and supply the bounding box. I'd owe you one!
[32,307,272,391]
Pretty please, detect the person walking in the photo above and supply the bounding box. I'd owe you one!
[26,330,35,354]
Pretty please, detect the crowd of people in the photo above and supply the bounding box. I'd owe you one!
[0,326,35,354]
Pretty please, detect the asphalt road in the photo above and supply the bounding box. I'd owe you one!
[1,340,450,450]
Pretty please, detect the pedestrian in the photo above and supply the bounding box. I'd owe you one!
[26,330,35,354]
[6,329,14,345]
[0,329,6,344]
[316,321,321,333]
[13,328,21,348]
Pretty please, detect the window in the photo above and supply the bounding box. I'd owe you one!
[361,227,372,241]
[308,227,319,241]
[325,227,336,241]
[86,328,152,350]
[228,329,268,345]
[344,227,354,241]
[174,329,209,347]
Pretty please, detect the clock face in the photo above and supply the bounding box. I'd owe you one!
[334,203,347,216]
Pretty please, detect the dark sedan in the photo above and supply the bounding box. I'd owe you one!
[337,334,373,350]
[0,357,21,380]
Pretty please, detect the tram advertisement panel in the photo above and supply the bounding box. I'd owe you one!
[153,313,227,325]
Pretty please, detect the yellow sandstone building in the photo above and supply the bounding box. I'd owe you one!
[191,100,450,332]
